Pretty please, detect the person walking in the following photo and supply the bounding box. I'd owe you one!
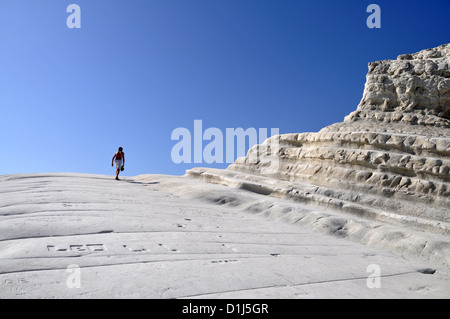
[112,147,125,180]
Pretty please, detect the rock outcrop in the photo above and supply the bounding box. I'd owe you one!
[187,44,450,266]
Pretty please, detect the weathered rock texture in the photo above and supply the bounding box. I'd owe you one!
[187,44,450,266]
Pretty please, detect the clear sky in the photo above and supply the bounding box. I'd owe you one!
[0,0,449,177]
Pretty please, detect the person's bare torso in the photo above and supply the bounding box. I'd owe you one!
[115,152,124,160]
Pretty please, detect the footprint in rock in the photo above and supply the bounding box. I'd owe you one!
[158,243,180,253]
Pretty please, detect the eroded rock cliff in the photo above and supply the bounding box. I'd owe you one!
[188,44,450,246]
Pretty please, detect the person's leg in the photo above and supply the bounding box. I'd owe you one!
[115,159,123,179]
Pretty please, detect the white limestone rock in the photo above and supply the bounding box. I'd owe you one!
[188,44,450,268]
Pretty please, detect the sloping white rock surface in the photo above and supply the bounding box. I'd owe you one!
[0,173,449,298]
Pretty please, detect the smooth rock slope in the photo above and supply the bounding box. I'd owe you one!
[0,173,449,298]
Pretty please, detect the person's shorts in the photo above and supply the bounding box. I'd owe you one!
[115,159,123,170]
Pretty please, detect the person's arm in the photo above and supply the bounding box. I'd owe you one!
[122,153,125,167]
[111,153,116,166]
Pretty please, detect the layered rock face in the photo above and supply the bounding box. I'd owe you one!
[188,44,450,239]
[328,43,450,132]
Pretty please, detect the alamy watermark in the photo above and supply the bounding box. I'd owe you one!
[171,120,280,173]
[66,4,81,29]
[366,4,381,29]
[366,264,381,289]
[64,4,379,30]
[66,264,81,289]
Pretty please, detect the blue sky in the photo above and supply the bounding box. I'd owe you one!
[0,0,449,176]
